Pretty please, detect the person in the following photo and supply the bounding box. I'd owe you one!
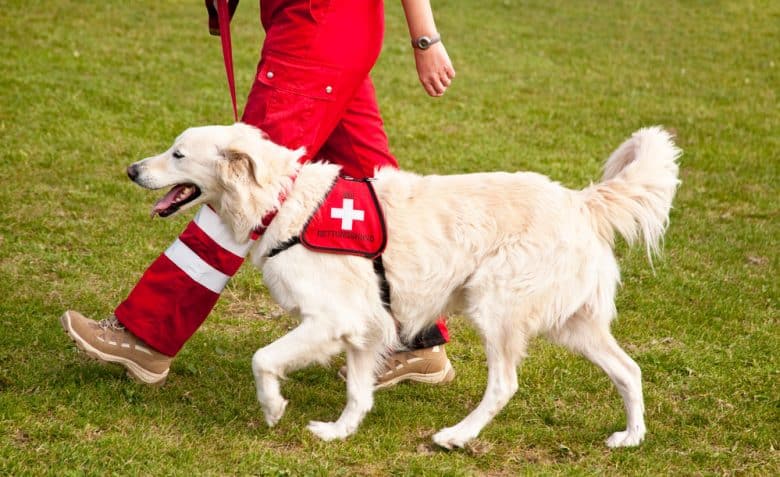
[61,0,457,387]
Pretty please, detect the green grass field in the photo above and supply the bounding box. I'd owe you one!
[1,0,777,475]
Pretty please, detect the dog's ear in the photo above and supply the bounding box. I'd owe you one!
[219,148,261,186]
[214,147,267,241]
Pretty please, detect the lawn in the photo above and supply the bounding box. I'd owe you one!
[0,0,777,475]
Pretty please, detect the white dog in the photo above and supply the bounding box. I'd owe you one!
[127,123,680,449]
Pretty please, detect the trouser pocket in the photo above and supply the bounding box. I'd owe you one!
[242,55,343,154]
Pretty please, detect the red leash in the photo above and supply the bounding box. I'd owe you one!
[215,0,238,121]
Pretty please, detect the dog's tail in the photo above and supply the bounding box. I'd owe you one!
[583,127,681,261]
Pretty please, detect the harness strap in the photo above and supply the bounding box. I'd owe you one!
[267,236,301,258]
[372,256,392,314]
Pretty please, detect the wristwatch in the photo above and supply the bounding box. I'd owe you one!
[411,34,441,50]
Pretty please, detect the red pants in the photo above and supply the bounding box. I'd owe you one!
[115,0,448,356]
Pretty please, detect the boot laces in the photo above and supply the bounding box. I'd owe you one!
[97,316,125,331]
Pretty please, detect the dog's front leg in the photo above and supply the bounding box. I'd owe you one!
[252,321,343,427]
[307,343,381,441]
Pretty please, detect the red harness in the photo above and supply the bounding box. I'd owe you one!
[301,176,386,258]
[263,176,387,258]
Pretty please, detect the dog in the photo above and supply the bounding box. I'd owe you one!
[127,123,680,449]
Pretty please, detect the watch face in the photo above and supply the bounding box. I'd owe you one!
[417,36,431,49]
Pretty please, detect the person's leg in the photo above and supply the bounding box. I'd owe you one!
[63,0,389,382]
[321,77,453,387]
[60,205,253,384]
[406,320,450,349]
[114,206,252,355]
[315,77,397,177]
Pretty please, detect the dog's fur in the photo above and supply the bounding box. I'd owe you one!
[129,123,680,448]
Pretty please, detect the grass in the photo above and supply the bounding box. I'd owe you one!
[0,0,777,475]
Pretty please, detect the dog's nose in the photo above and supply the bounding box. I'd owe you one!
[127,164,139,181]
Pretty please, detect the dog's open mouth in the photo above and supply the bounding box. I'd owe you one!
[151,184,202,218]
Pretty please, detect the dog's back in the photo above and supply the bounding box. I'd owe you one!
[374,168,571,336]
[374,127,680,344]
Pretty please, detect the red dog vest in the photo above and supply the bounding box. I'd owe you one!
[301,176,387,258]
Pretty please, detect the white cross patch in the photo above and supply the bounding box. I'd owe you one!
[330,198,365,230]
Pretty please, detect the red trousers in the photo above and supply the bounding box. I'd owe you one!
[115,0,449,356]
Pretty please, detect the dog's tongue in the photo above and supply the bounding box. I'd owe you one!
[151,185,188,217]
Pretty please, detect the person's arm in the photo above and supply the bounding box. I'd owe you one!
[401,0,455,97]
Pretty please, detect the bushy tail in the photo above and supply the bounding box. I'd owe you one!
[584,127,682,261]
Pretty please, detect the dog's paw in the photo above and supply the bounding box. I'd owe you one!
[262,398,288,427]
[432,426,474,450]
[307,420,350,441]
[606,427,646,448]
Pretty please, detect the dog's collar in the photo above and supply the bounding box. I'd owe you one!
[250,174,297,240]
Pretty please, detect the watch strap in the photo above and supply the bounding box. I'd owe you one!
[412,34,441,50]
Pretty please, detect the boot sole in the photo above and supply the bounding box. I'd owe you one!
[339,360,456,390]
[375,360,456,390]
[59,311,168,386]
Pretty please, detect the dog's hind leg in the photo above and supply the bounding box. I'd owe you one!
[549,307,646,447]
[307,341,383,441]
[252,320,343,427]
[433,318,527,449]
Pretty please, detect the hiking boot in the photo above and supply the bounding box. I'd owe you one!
[339,345,455,389]
[60,310,172,385]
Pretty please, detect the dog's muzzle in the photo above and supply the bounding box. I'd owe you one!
[126,164,202,218]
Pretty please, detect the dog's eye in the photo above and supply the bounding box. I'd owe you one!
[172,150,184,159]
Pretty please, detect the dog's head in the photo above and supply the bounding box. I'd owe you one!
[128,123,304,238]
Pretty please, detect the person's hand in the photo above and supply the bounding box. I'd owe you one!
[206,0,240,36]
[414,42,455,97]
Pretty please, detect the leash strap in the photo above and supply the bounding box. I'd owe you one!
[216,0,238,121]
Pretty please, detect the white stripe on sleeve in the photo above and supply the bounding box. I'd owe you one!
[164,239,231,294]
[194,206,254,257]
